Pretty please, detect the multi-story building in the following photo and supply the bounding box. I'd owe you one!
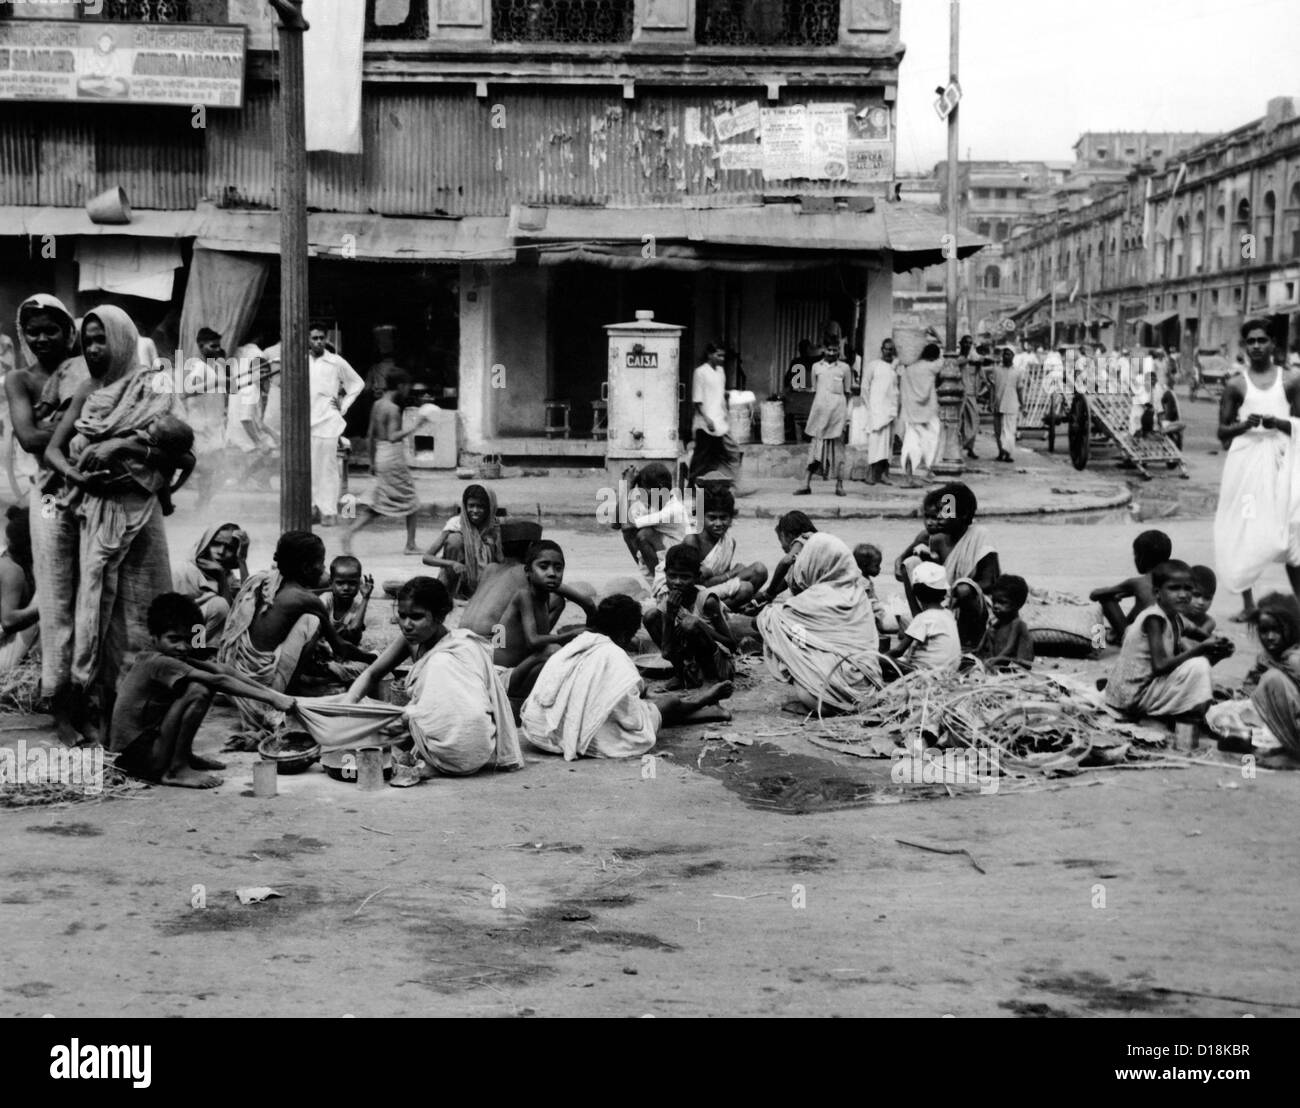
[1003,99,1300,360]
[0,0,978,465]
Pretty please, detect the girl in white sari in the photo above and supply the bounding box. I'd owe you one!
[1212,320,1300,620]
[758,533,881,714]
[345,576,523,779]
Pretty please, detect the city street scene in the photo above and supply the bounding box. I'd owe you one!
[1,0,1298,1042]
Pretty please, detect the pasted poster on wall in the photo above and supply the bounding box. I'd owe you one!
[0,19,246,108]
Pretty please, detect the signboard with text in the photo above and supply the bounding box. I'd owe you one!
[0,20,246,108]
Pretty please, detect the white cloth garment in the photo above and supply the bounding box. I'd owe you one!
[303,0,366,154]
[691,362,729,436]
[309,351,363,436]
[75,239,183,301]
[1213,376,1300,594]
[311,435,341,516]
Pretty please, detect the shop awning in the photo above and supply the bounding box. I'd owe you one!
[197,212,515,262]
[0,206,208,238]
[508,202,987,273]
[1138,309,1179,327]
[1008,291,1051,322]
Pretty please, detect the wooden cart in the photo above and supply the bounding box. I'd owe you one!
[1019,363,1070,452]
[1066,385,1187,480]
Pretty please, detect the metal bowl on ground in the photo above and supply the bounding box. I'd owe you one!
[633,653,674,678]
[257,731,321,774]
[321,748,395,782]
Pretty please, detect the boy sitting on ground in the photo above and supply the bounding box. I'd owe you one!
[1182,565,1218,643]
[522,594,734,761]
[299,555,375,689]
[680,487,768,610]
[1090,529,1172,645]
[887,562,961,678]
[111,594,297,788]
[499,539,596,701]
[218,531,375,750]
[976,574,1034,671]
[644,544,736,689]
[620,463,689,592]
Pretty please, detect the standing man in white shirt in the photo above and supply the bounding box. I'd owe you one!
[687,341,742,488]
[309,324,364,526]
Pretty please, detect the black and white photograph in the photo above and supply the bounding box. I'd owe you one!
[0,0,1297,1056]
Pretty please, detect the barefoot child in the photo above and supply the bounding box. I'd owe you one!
[501,540,595,699]
[343,368,428,555]
[976,574,1034,671]
[218,531,374,749]
[1104,560,1234,730]
[644,543,735,688]
[1090,529,1172,644]
[887,562,961,677]
[111,594,296,788]
[522,594,734,760]
[852,541,895,637]
[681,487,767,610]
[1241,594,1300,768]
[1182,565,1218,642]
[422,484,502,598]
[752,511,817,606]
[344,576,523,778]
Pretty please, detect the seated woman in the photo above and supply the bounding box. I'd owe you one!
[1237,593,1300,768]
[757,532,881,714]
[0,506,39,677]
[173,521,245,645]
[344,576,523,780]
[421,484,503,599]
[895,481,999,651]
[523,595,733,761]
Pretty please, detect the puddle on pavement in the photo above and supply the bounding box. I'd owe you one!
[1014,971,1178,1014]
[660,737,937,814]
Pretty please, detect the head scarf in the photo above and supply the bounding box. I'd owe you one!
[458,483,502,593]
[15,293,76,369]
[74,306,178,443]
[758,533,880,710]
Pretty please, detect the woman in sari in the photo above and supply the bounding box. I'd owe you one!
[895,481,1000,651]
[421,483,503,599]
[6,294,88,743]
[174,521,244,644]
[45,306,183,733]
[758,533,880,713]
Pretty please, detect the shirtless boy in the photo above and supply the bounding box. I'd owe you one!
[500,540,594,699]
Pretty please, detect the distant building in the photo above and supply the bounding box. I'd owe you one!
[1003,99,1300,359]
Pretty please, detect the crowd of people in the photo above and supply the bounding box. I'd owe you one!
[3,298,1300,790]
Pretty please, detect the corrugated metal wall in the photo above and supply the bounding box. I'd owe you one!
[0,104,204,209]
[208,86,887,216]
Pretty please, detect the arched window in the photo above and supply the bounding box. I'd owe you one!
[977,220,991,237]
[994,220,1009,240]
[1172,215,1186,277]
[1192,210,1205,274]
[983,265,1001,290]
[1284,181,1300,259]
[1211,204,1226,270]
[1257,191,1276,263]
[1232,198,1252,266]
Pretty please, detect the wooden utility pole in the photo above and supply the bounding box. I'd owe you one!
[271,0,310,532]
[944,0,960,351]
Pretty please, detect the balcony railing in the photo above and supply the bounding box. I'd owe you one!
[492,0,634,44]
[366,0,429,41]
[696,0,839,46]
[101,0,188,19]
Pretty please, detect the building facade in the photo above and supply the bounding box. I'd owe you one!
[1002,100,1300,359]
[0,0,977,467]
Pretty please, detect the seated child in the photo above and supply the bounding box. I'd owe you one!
[852,541,897,637]
[887,562,962,678]
[1090,529,1172,644]
[680,487,767,610]
[522,594,734,760]
[422,483,503,599]
[1182,565,1217,643]
[751,511,817,606]
[976,574,1034,671]
[460,519,542,658]
[620,462,689,591]
[218,530,375,750]
[644,544,736,689]
[344,576,523,780]
[1240,593,1300,767]
[56,412,195,516]
[300,555,374,689]
[499,539,595,700]
[1104,559,1234,729]
[111,593,296,788]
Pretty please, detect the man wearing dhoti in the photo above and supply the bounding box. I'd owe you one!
[860,337,899,485]
[308,325,364,527]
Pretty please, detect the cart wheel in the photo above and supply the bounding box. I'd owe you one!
[1068,394,1090,470]
[1046,394,1064,453]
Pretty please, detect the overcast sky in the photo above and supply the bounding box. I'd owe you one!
[896,0,1300,173]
